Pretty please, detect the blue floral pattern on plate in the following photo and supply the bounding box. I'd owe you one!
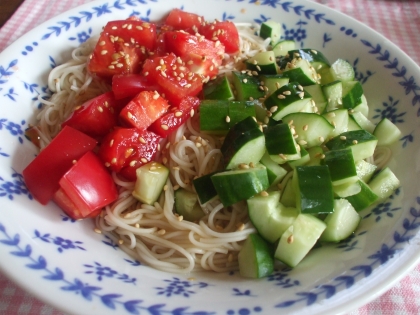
[0,0,420,314]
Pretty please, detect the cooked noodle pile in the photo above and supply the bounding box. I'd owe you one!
[34,22,391,274]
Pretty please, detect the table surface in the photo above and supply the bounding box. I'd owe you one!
[0,1,419,315]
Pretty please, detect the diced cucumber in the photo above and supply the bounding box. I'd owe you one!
[203,74,235,100]
[174,188,205,222]
[342,80,364,109]
[322,148,358,186]
[368,167,400,202]
[322,80,342,112]
[264,82,313,120]
[132,162,169,205]
[323,108,349,137]
[304,84,327,114]
[282,58,320,86]
[238,234,274,278]
[246,51,279,75]
[320,199,361,242]
[288,147,310,168]
[333,181,362,198]
[325,130,378,161]
[293,165,334,214]
[272,40,296,57]
[330,58,355,82]
[280,176,296,207]
[259,75,289,95]
[306,146,325,166]
[350,111,375,134]
[352,94,369,117]
[259,20,282,44]
[345,180,378,211]
[355,160,377,183]
[231,71,265,101]
[274,213,326,267]
[259,151,288,186]
[221,116,266,169]
[282,112,334,148]
[211,164,269,207]
[193,172,219,205]
[347,114,363,131]
[247,190,298,243]
[199,100,256,135]
[264,123,301,164]
[373,118,402,146]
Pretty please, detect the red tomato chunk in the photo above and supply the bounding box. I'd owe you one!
[22,126,97,205]
[200,20,240,54]
[112,74,160,100]
[164,9,204,34]
[53,151,118,220]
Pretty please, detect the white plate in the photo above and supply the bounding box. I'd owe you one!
[1,0,420,314]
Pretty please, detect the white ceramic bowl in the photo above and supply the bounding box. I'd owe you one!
[1,0,420,314]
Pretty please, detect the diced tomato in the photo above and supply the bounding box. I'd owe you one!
[87,19,157,78]
[97,128,160,180]
[119,90,170,130]
[142,53,203,105]
[163,31,225,79]
[200,20,240,54]
[148,96,200,137]
[112,74,161,100]
[22,126,97,205]
[164,9,205,34]
[61,92,128,139]
[53,151,118,220]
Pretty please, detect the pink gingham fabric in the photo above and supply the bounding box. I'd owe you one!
[0,0,420,314]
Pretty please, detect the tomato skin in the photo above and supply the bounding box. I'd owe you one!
[149,96,200,137]
[87,19,157,78]
[141,53,203,105]
[61,92,128,139]
[22,126,98,205]
[112,74,161,100]
[119,91,170,130]
[53,151,118,220]
[163,31,225,79]
[200,20,240,54]
[97,128,160,178]
[164,9,204,34]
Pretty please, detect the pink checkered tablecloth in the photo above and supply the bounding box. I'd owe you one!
[0,0,420,314]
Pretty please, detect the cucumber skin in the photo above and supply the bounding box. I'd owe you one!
[238,233,274,278]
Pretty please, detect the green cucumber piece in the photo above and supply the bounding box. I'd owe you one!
[264,123,301,164]
[323,108,349,137]
[274,213,326,267]
[280,176,296,207]
[247,190,298,243]
[264,82,313,120]
[259,151,288,186]
[352,94,369,117]
[282,112,334,148]
[211,164,269,207]
[355,160,377,183]
[288,147,310,168]
[306,146,325,166]
[345,180,378,211]
[246,51,279,75]
[325,130,378,161]
[282,58,320,86]
[322,80,342,112]
[322,148,358,186]
[368,167,400,202]
[342,80,364,109]
[193,172,219,205]
[272,40,296,57]
[259,20,282,44]
[347,114,363,131]
[373,118,402,146]
[259,75,289,95]
[304,84,327,114]
[320,198,361,242]
[330,58,355,82]
[294,165,334,214]
[203,74,234,100]
[174,188,205,222]
[350,111,375,134]
[238,234,274,278]
[333,181,362,198]
[231,71,265,102]
[221,116,265,169]
[132,162,169,205]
